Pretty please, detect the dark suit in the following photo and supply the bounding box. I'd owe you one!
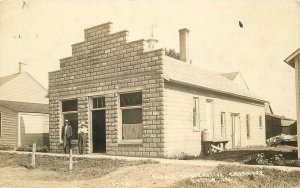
[62,124,73,153]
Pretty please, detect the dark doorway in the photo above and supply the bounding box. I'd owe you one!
[92,110,106,153]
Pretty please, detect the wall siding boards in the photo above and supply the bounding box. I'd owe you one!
[0,106,18,147]
[164,82,266,156]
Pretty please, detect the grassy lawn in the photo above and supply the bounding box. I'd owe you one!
[197,146,300,167]
[171,165,300,188]
[0,153,156,180]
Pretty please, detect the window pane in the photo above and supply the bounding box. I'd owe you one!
[246,114,250,138]
[122,108,142,124]
[221,112,226,138]
[120,92,142,107]
[63,113,78,139]
[93,99,97,109]
[123,124,142,139]
[193,113,196,127]
[259,116,262,128]
[93,97,105,109]
[122,108,143,139]
[193,97,199,127]
[221,126,225,138]
[221,112,225,125]
[62,100,78,112]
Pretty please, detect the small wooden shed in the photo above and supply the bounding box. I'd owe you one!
[0,100,49,147]
[265,113,296,139]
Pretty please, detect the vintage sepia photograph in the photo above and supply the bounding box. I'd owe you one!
[0,0,299,187]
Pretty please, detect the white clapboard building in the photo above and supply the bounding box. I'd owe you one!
[0,72,49,147]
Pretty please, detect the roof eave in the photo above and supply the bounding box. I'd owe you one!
[164,77,266,103]
[266,112,295,121]
[0,100,49,114]
[0,104,18,112]
[284,48,300,68]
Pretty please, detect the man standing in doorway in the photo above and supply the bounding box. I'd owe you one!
[78,122,88,154]
[62,119,73,154]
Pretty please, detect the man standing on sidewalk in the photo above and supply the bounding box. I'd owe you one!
[78,123,88,154]
[62,119,73,154]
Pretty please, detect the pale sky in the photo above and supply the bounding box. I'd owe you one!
[0,0,299,118]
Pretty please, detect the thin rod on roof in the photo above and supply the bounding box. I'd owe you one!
[147,23,159,50]
[18,62,27,73]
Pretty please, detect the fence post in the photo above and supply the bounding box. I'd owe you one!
[31,142,36,168]
[69,149,73,172]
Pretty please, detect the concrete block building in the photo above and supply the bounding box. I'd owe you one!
[48,22,266,157]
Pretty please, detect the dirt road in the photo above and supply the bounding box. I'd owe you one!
[0,164,214,188]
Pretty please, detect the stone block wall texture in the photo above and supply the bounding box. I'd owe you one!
[49,22,165,157]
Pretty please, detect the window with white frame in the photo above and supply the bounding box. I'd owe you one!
[62,99,78,139]
[246,114,250,138]
[259,115,263,128]
[120,92,143,140]
[193,97,200,129]
[221,112,226,138]
[93,97,105,109]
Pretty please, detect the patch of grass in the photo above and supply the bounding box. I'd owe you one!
[285,160,300,167]
[0,153,157,180]
[0,145,15,151]
[244,152,300,166]
[166,152,199,160]
[16,145,49,153]
[0,153,27,168]
[198,148,298,166]
[171,165,300,188]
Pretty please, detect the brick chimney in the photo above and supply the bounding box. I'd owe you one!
[179,28,190,63]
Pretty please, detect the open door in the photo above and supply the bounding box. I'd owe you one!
[92,110,106,153]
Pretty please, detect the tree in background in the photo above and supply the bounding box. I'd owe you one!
[164,48,180,60]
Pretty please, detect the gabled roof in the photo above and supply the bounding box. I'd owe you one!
[220,72,239,81]
[0,73,20,86]
[284,48,300,68]
[221,71,249,90]
[0,100,49,114]
[163,56,265,102]
[265,102,274,114]
[0,72,47,92]
[0,72,48,104]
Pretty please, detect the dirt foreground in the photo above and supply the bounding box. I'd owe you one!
[0,151,299,188]
[0,164,214,188]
